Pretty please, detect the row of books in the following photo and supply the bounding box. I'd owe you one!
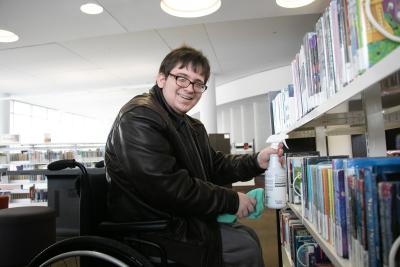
[272,0,400,133]
[4,174,46,182]
[0,189,47,203]
[289,154,400,267]
[280,208,333,267]
[29,185,48,202]
[286,152,320,205]
[8,148,104,163]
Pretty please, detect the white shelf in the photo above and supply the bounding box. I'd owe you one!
[1,189,29,193]
[81,157,104,162]
[282,245,293,267]
[288,203,350,267]
[8,161,49,165]
[9,201,48,208]
[2,142,104,147]
[3,179,46,185]
[281,47,400,134]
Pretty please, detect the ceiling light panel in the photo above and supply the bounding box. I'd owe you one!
[0,29,19,43]
[160,0,221,18]
[276,0,315,8]
[80,3,104,15]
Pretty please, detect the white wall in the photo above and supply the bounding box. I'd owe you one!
[0,95,10,135]
[216,65,292,105]
[327,103,353,156]
[213,65,292,152]
[217,95,268,152]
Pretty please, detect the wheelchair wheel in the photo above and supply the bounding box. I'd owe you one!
[29,236,154,267]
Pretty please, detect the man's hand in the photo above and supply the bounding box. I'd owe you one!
[236,192,256,219]
[257,143,284,169]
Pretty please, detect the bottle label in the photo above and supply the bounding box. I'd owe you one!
[265,178,274,191]
[265,171,287,208]
[265,174,286,189]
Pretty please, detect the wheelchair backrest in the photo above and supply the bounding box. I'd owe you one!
[79,171,109,236]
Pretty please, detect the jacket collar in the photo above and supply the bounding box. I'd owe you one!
[151,85,187,130]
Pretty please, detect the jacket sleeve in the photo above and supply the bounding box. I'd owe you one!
[110,107,239,217]
[208,144,266,186]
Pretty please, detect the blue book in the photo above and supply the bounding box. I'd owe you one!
[364,167,379,267]
[379,182,400,267]
[379,182,393,267]
[290,224,308,263]
[332,158,348,258]
[294,235,314,267]
[344,158,360,265]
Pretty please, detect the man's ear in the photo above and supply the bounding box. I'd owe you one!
[156,73,166,88]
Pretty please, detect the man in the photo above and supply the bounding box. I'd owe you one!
[105,45,283,267]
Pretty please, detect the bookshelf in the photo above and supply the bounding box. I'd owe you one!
[288,203,350,267]
[277,68,400,265]
[0,143,104,207]
[276,60,400,265]
[271,0,400,266]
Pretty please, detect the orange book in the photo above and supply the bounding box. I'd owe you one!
[322,166,330,242]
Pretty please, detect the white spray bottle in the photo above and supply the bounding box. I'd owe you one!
[264,134,288,209]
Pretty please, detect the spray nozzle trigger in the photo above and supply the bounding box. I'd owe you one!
[266,134,289,150]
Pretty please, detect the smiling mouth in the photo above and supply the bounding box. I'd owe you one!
[177,92,193,100]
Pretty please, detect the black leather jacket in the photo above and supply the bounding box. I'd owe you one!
[105,85,265,266]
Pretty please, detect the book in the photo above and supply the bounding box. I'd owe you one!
[358,0,400,70]
[379,181,400,267]
[332,158,349,258]
[295,235,315,267]
[290,222,308,263]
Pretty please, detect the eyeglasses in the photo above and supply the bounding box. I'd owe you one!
[168,73,208,93]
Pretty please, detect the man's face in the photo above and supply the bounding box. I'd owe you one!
[157,65,205,115]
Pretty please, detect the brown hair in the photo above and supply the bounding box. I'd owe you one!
[158,45,211,83]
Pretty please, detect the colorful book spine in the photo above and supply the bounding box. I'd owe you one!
[379,182,392,267]
[332,158,349,258]
[364,167,380,267]
[337,0,353,85]
[328,167,335,246]
[378,181,400,267]
[356,172,369,267]
[321,165,330,241]
[344,159,357,265]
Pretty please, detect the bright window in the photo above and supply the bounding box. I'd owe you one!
[9,100,110,144]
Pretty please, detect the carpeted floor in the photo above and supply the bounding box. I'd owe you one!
[239,209,280,267]
[234,175,280,267]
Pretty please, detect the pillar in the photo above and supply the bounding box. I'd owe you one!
[200,73,217,133]
[0,94,10,135]
[315,126,328,156]
[363,83,386,157]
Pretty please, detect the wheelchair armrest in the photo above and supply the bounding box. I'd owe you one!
[98,220,169,233]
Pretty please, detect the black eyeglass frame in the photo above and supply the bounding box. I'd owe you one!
[168,73,208,93]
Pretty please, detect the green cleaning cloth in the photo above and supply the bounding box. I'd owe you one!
[217,188,264,223]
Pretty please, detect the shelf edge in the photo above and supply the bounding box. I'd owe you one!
[287,203,350,267]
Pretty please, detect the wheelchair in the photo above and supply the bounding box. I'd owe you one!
[28,159,181,267]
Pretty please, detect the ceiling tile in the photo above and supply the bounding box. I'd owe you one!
[0,0,126,49]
